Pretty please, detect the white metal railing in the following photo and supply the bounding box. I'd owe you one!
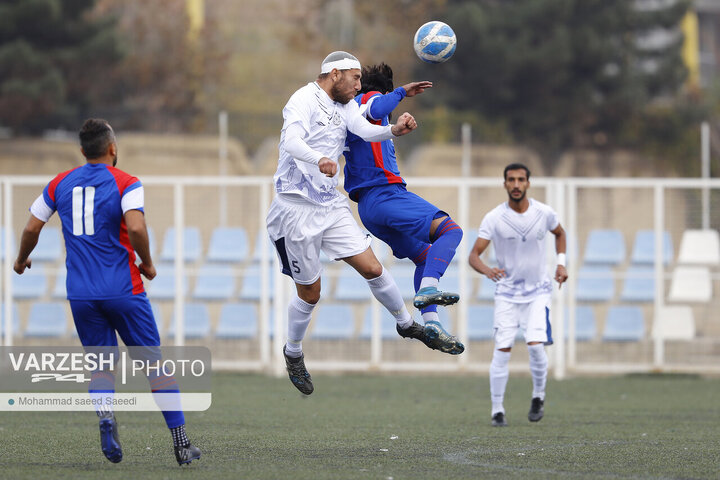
[2,175,720,377]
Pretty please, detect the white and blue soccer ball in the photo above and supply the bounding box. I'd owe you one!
[413,21,457,64]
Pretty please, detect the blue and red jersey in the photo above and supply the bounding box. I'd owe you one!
[32,163,145,300]
[344,87,408,201]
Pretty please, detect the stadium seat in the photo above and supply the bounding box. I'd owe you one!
[619,266,655,302]
[361,306,401,340]
[602,306,645,342]
[51,268,67,299]
[390,263,418,300]
[630,230,673,265]
[32,226,62,263]
[583,229,625,265]
[467,305,494,340]
[334,265,372,301]
[216,303,258,339]
[147,264,189,300]
[310,303,355,339]
[25,302,68,337]
[668,266,712,302]
[159,227,203,263]
[565,306,597,341]
[0,304,20,336]
[13,265,48,299]
[192,265,236,300]
[169,303,211,339]
[476,276,496,301]
[575,266,615,302]
[677,229,720,265]
[652,306,695,340]
[207,227,249,263]
[239,264,275,301]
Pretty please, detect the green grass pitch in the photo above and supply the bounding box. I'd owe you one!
[1,372,718,479]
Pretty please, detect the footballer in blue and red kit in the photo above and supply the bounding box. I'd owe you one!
[14,119,200,465]
[344,63,464,338]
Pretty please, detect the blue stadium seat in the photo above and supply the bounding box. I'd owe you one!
[159,227,202,263]
[361,306,400,340]
[25,302,68,337]
[216,303,258,339]
[334,265,371,301]
[602,306,645,342]
[32,226,62,263]
[169,303,211,339]
[0,304,20,336]
[576,266,615,302]
[583,229,625,265]
[192,265,236,300]
[310,304,355,339]
[390,263,417,300]
[619,267,655,302]
[51,268,67,299]
[207,227,249,263]
[476,276,496,301]
[630,230,673,265]
[147,264,188,300]
[565,306,597,341]
[239,264,275,301]
[467,305,494,340]
[13,265,48,299]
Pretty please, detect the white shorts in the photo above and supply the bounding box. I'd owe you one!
[493,295,552,348]
[266,194,371,285]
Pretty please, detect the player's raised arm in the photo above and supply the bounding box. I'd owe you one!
[401,80,433,97]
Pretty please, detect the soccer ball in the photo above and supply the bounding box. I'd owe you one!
[413,21,457,64]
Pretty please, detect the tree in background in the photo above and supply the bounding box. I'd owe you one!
[0,0,124,133]
[416,0,693,172]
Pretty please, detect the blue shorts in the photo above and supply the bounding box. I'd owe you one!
[357,184,445,260]
[70,293,160,347]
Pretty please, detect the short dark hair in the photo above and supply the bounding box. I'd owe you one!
[79,118,115,159]
[504,163,530,180]
[360,63,394,94]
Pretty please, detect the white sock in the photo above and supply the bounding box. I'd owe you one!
[528,343,548,400]
[285,294,316,357]
[366,267,413,329]
[422,311,439,325]
[420,277,439,290]
[490,349,511,414]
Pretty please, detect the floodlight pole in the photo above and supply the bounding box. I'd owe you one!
[219,111,228,227]
[461,123,471,178]
[701,121,710,230]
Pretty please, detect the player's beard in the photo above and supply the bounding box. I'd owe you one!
[330,80,353,104]
[508,189,526,202]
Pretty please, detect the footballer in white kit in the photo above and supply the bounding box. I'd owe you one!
[268,51,463,396]
[469,163,568,427]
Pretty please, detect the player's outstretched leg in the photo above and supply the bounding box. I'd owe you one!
[98,411,123,463]
[283,346,314,395]
[413,217,463,309]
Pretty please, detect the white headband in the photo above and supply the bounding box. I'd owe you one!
[320,57,361,74]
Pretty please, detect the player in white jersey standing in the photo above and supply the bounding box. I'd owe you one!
[267,51,461,396]
[468,163,568,426]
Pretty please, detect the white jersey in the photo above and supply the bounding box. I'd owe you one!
[274,82,393,206]
[478,199,559,303]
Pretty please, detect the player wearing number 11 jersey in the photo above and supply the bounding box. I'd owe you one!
[13,119,200,466]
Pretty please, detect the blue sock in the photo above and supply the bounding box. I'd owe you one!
[424,217,463,279]
[414,260,438,316]
[147,372,186,429]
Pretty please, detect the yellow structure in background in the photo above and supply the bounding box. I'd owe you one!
[186,0,205,41]
[681,9,700,89]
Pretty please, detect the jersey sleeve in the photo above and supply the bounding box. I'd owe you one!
[477,214,494,241]
[366,88,406,121]
[121,182,144,214]
[30,192,55,222]
[345,100,394,142]
[282,91,313,135]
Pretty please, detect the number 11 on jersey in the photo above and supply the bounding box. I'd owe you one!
[72,186,95,236]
